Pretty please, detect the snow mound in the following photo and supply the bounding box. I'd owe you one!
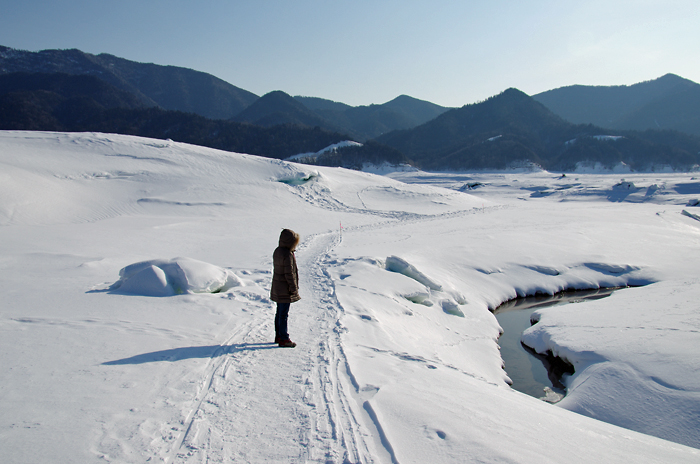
[386,256,442,291]
[111,257,242,296]
[118,264,174,296]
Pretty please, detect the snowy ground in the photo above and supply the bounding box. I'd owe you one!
[1,131,699,463]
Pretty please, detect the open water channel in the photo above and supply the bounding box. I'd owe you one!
[493,288,617,402]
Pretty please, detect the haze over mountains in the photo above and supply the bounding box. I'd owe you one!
[1,45,699,171]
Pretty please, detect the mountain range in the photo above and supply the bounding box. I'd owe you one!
[0,45,257,119]
[1,45,699,171]
[533,73,700,136]
[0,72,362,160]
[378,88,700,171]
[231,91,450,141]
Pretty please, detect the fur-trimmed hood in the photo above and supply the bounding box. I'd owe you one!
[278,228,300,251]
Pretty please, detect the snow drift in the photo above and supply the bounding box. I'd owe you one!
[111,257,242,296]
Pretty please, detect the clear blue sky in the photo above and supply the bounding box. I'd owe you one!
[1,0,698,107]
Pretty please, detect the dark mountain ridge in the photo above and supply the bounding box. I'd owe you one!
[0,45,258,119]
[377,89,564,161]
[233,90,339,130]
[376,88,700,171]
[382,94,449,125]
[533,74,700,136]
[294,96,352,113]
[0,46,451,141]
[293,94,451,141]
[0,72,149,130]
[0,71,408,167]
[2,45,699,172]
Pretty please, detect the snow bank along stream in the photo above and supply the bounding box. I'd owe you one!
[494,288,618,402]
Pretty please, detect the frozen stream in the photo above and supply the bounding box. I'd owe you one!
[494,289,617,401]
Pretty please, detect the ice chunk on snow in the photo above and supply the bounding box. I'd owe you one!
[541,387,564,404]
[385,256,442,291]
[113,257,242,296]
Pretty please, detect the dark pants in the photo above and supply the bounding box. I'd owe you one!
[275,302,291,341]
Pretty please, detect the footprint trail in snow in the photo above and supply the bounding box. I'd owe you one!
[166,232,381,464]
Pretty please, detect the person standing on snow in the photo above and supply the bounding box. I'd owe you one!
[270,229,301,348]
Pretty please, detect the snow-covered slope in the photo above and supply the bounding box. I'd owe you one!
[1,131,699,463]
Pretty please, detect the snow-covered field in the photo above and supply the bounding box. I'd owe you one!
[1,131,699,463]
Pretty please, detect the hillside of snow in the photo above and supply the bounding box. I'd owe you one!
[1,131,699,463]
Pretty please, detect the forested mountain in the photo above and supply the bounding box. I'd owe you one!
[0,72,346,158]
[229,92,451,142]
[0,46,258,119]
[533,74,700,136]
[2,45,698,172]
[0,47,449,140]
[376,88,700,171]
[294,94,450,141]
[233,90,340,130]
[381,95,449,125]
[0,72,150,130]
[0,71,409,166]
[294,96,353,113]
[611,84,700,136]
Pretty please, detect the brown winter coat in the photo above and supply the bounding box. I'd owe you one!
[270,229,301,303]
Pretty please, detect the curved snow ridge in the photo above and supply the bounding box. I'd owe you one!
[384,255,475,317]
[386,255,442,291]
[110,257,242,296]
[484,261,655,308]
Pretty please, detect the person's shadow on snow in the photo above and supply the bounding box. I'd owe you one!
[102,343,277,365]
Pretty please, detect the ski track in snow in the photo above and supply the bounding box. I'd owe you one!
[162,191,488,463]
[162,232,376,463]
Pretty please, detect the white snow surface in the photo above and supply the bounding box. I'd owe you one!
[1,131,700,463]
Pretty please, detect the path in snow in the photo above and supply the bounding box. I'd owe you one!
[164,231,380,464]
[156,177,496,463]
